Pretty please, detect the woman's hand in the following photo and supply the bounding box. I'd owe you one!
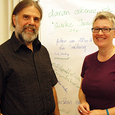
[78,102,90,115]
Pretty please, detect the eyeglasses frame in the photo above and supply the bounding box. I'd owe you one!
[91,27,115,33]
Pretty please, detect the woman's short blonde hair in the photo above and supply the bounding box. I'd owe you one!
[93,11,115,28]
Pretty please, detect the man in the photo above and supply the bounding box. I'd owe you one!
[0,0,60,115]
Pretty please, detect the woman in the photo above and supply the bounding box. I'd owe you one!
[78,11,115,115]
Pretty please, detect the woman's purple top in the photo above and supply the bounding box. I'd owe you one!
[81,51,115,110]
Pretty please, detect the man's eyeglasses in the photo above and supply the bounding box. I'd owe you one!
[91,27,115,33]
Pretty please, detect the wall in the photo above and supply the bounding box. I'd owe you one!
[40,0,115,115]
[0,0,21,45]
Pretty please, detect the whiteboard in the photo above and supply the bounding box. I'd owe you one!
[40,0,115,114]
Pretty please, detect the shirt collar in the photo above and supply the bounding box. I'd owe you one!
[11,31,41,52]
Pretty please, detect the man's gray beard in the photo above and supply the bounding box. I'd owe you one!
[17,30,38,44]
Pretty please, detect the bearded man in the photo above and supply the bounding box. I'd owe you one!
[0,0,60,115]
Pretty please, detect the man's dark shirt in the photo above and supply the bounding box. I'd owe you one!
[0,32,58,115]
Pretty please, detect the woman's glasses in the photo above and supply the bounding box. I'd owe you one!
[91,27,115,33]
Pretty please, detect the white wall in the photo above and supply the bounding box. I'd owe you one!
[0,0,20,45]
